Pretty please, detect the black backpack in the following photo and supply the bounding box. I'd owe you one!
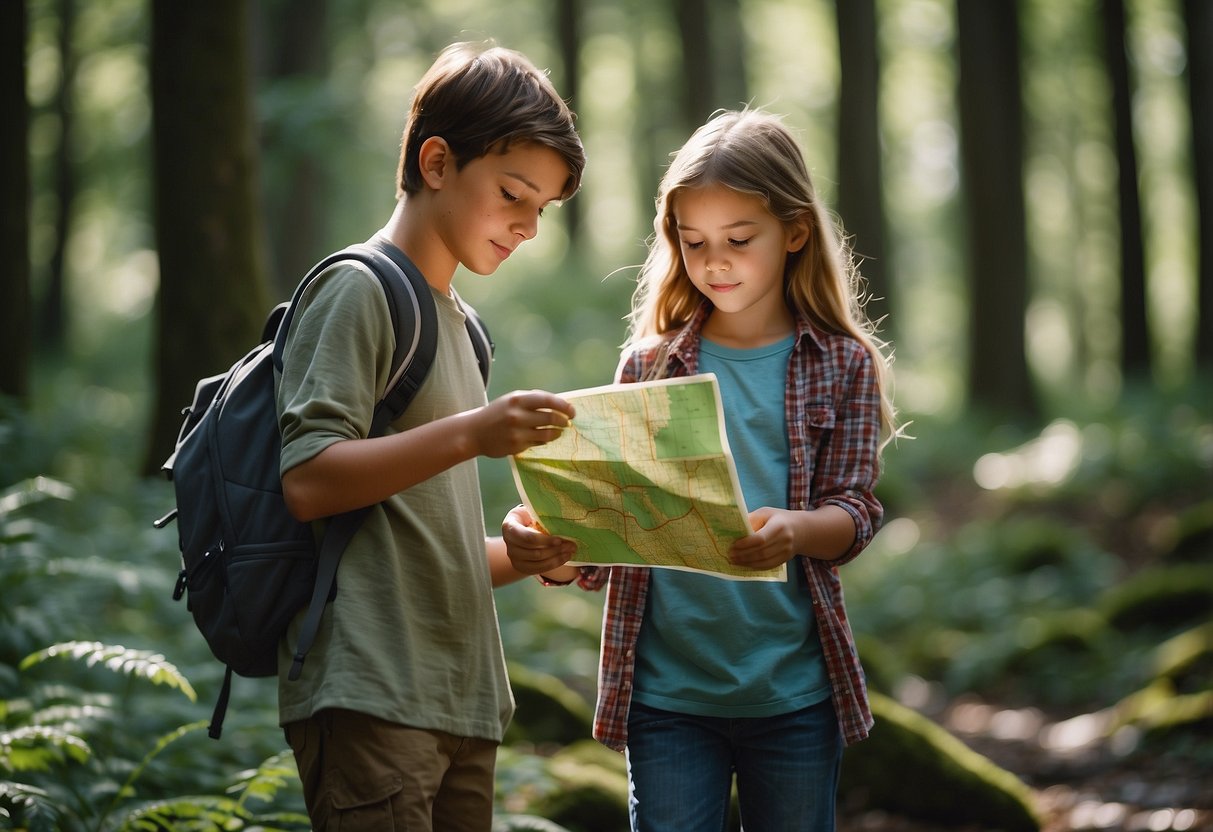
[153,237,492,738]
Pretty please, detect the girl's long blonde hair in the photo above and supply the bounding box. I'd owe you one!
[626,109,899,447]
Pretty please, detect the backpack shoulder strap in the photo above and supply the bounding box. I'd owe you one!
[452,286,495,389]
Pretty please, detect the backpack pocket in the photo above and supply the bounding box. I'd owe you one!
[223,542,316,675]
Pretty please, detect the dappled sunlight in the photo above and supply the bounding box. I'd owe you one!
[973,419,1083,490]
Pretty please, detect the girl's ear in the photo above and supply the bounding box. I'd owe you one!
[418,137,451,190]
[786,217,811,253]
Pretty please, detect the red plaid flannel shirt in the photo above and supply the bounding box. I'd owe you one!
[572,303,884,751]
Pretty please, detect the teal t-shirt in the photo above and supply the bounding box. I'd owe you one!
[632,335,831,716]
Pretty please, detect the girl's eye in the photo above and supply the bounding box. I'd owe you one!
[728,238,751,248]
[682,240,704,250]
[501,188,520,203]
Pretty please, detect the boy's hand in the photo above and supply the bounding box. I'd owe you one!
[474,391,575,458]
[502,504,577,576]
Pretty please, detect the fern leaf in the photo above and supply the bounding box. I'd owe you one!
[0,780,65,832]
[0,724,91,771]
[0,477,75,516]
[19,642,197,702]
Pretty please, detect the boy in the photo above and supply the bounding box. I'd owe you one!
[274,42,586,831]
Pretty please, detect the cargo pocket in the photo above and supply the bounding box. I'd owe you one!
[329,771,404,831]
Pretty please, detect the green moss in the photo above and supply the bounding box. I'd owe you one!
[534,740,629,832]
[840,692,1040,832]
[506,663,594,747]
[1098,564,1213,633]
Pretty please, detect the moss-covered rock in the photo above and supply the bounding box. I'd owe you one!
[1097,564,1213,633]
[1164,499,1213,563]
[532,740,629,832]
[507,662,594,746]
[839,691,1040,831]
[493,815,574,832]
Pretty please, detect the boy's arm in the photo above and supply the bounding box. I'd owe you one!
[282,391,572,521]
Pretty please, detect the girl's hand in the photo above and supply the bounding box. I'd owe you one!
[729,507,800,571]
[502,504,578,576]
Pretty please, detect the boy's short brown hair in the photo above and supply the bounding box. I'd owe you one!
[396,42,585,201]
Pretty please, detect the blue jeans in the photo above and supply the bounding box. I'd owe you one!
[624,699,842,832]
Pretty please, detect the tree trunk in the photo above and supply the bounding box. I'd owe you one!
[256,0,328,297]
[556,0,583,241]
[955,0,1037,418]
[145,0,269,474]
[0,0,31,402]
[713,0,748,111]
[836,0,892,339]
[675,0,712,131]
[39,0,76,350]
[1184,0,1213,373]
[1101,0,1151,382]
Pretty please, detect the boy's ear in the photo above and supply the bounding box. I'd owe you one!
[786,217,810,253]
[418,137,452,190]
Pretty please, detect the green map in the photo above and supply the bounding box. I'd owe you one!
[510,375,787,581]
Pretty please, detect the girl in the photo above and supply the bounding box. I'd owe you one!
[504,109,898,831]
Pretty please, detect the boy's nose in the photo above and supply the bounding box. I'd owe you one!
[514,212,539,240]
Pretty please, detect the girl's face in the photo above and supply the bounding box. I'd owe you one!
[671,184,808,338]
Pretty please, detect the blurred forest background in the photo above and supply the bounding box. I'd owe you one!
[1,0,1210,830]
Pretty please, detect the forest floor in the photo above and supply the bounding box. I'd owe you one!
[838,696,1213,831]
[836,474,1213,832]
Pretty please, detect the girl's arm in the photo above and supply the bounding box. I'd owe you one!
[728,504,856,570]
[732,343,884,572]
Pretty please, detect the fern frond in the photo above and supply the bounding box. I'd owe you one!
[230,751,300,808]
[117,794,242,831]
[19,642,197,702]
[96,720,210,831]
[0,780,65,832]
[0,477,75,517]
[0,724,92,771]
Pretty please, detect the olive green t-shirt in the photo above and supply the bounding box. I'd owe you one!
[274,260,513,742]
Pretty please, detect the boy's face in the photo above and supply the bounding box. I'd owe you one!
[432,140,570,276]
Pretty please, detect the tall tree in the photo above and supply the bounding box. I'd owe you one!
[39,0,77,350]
[0,0,31,402]
[955,0,1036,419]
[257,0,328,296]
[145,0,269,473]
[1185,0,1213,374]
[836,0,892,339]
[556,0,583,240]
[675,0,713,131]
[673,0,749,129]
[1100,0,1151,381]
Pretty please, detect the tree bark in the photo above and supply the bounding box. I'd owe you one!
[556,0,583,241]
[257,0,328,297]
[0,0,31,402]
[1101,0,1151,381]
[675,0,712,131]
[955,0,1037,418]
[145,0,269,473]
[836,0,892,339]
[1184,0,1213,373]
[39,0,76,350]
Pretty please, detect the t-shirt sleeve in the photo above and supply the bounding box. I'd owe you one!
[275,263,397,476]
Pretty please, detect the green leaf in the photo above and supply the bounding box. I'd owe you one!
[19,642,197,702]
